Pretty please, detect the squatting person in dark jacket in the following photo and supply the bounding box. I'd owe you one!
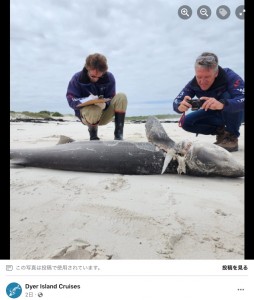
[173,52,244,152]
[66,53,128,140]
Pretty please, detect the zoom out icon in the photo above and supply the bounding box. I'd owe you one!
[197,5,211,19]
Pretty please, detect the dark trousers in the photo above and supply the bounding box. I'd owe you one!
[181,109,244,137]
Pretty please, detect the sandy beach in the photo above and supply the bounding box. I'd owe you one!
[10,117,244,260]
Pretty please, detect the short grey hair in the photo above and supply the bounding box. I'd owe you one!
[195,52,218,71]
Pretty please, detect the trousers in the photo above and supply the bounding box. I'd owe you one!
[181,109,244,137]
[80,93,127,125]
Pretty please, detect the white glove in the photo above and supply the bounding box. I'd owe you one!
[94,102,106,110]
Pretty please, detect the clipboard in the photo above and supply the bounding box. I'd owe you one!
[76,98,111,108]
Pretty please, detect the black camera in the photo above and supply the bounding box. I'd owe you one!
[187,98,205,110]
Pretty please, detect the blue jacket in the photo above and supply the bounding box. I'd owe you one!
[66,68,116,119]
[173,66,244,114]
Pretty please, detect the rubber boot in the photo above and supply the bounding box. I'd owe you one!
[114,112,125,140]
[88,125,100,140]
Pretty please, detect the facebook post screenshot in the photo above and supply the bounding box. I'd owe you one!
[8,0,251,299]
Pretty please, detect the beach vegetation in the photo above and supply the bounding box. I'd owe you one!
[10,111,178,120]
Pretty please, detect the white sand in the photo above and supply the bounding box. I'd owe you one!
[10,117,244,259]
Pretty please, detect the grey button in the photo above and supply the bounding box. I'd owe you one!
[235,5,245,19]
[178,5,192,20]
[216,5,230,19]
[197,5,211,19]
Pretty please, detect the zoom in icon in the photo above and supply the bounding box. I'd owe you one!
[178,5,192,20]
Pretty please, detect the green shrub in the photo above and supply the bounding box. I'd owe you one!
[52,112,63,117]
[39,110,51,115]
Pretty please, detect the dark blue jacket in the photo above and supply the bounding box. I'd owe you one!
[66,68,116,119]
[173,66,244,114]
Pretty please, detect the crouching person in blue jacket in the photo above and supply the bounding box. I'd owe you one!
[173,52,244,152]
[66,53,128,140]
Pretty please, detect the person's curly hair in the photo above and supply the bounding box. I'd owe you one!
[85,53,108,72]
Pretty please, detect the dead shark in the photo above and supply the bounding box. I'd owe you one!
[10,116,244,177]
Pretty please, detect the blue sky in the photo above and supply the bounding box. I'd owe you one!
[10,0,244,116]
